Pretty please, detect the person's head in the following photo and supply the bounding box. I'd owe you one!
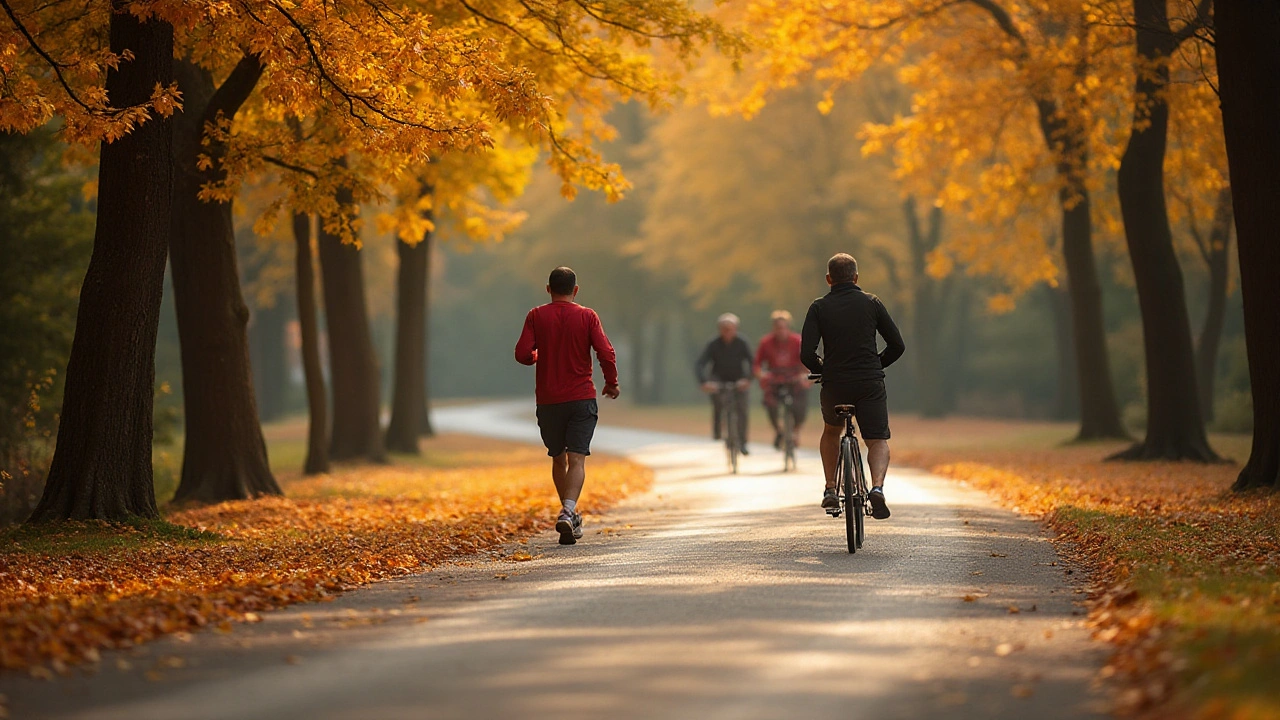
[547,266,578,300]
[717,312,740,341]
[826,253,858,286]
[770,309,792,339]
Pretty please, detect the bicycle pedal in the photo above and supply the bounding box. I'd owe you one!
[826,508,841,517]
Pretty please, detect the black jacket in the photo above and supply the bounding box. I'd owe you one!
[800,282,905,382]
[694,335,754,383]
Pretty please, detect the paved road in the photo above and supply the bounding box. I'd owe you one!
[5,401,1106,719]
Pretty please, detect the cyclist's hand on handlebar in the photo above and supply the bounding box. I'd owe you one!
[602,383,620,400]
[701,381,717,393]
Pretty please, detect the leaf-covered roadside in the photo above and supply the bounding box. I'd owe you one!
[0,456,650,677]
[899,445,1280,719]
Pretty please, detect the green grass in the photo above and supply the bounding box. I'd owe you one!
[0,516,222,556]
[1055,503,1280,718]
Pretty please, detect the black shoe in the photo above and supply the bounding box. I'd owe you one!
[773,432,783,450]
[869,488,891,519]
[739,444,749,456]
[821,488,839,510]
[556,512,583,545]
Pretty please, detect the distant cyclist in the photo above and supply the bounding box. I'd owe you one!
[754,310,809,449]
[695,313,753,455]
[515,266,620,545]
[801,253,905,520]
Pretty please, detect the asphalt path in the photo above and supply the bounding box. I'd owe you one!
[5,400,1107,719]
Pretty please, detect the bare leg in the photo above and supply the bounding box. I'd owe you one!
[820,423,842,491]
[562,452,588,503]
[551,453,569,502]
[866,439,890,489]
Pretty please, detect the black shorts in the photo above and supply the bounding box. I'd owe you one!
[536,399,599,457]
[820,380,890,439]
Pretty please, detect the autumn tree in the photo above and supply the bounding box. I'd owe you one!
[1214,0,1280,490]
[8,1,180,521]
[382,145,532,454]
[1110,0,1218,461]
[734,0,1132,440]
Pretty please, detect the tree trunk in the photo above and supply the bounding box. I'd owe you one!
[905,197,949,418]
[293,213,330,475]
[1036,101,1130,441]
[316,182,385,462]
[249,291,290,423]
[29,5,174,522]
[1215,0,1280,490]
[1109,0,1218,461]
[386,218,433,454]
[1196,188,1233,423]
[169,58,282,503]
[1045,283,1080,421]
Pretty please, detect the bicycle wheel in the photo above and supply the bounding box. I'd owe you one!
[840,436,857,554]
[725,396,740,474]
[851,438,866,549]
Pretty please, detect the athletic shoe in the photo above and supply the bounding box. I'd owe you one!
[740,444,750,456]
[821,488,839,510]
[556,512,583,545]
[773,432,783,450]
[869,488,891,520]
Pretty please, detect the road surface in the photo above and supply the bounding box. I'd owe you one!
[5,400,1107,719]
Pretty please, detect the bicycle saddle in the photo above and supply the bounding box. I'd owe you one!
[834,404,855,412]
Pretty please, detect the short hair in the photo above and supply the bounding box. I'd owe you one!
[770,309,792,324]
[828,253,858,283]
[548,266,576,295]
[717,312,740,327]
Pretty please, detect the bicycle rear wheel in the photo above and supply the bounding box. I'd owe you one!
[851,440,866,549]
[840,437,857,554]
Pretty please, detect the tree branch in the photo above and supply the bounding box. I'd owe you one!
[202,53,264,129]
[0,0,95,112]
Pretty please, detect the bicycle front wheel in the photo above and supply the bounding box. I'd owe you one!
[725,400,740,474]
[840,436,857,554]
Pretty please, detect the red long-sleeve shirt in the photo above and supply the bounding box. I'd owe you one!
[514,300,618,405]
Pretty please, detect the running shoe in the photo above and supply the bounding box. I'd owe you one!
[556,512,583,545]
[869,488,891,519]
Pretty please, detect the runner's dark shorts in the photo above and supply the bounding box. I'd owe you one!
[535,399,599,457]
[820,379,891,439]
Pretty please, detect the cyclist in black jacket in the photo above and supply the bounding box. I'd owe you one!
[801,253,905,520]
[695,313,753,454]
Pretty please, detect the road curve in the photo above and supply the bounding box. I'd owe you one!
[6,400,1107,720]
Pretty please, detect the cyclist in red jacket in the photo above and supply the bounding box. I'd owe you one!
[515,267,620,545]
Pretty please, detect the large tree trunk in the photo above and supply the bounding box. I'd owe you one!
[316,182,385,462]
[249,290,291,423]
[905,197,949,418]
[386,218,433,454]
[1045,283,1080,421]
[1110,0,1218,462]
[293,213,330,475]
[169,58,282,503]
[29,5,174,522]
[1215,0,1280,490]
[1036,102,1130,441]
[1195,188,1233,423]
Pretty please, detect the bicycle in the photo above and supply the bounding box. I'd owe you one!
[709,381,745,474]
[770,379,799,473]
[809,373,867,553]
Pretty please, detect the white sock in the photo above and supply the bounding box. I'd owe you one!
[561,499,577,515]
